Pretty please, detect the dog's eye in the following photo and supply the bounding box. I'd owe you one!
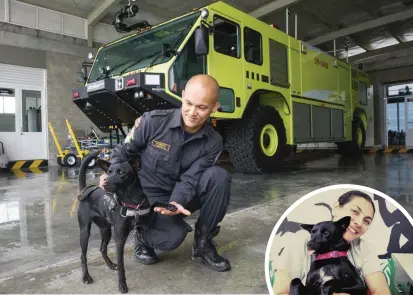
[323,230,330,236]
[118,171,124,175]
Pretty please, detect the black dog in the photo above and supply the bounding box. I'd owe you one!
[77,151,176,293]
[289,216,367,295]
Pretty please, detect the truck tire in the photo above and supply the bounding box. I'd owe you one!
[225,105,287,173]
[336,119,366,156]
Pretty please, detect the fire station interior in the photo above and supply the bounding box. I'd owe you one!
[1,0,413,294]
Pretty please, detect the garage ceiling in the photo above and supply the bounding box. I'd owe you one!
[14,0,413,65]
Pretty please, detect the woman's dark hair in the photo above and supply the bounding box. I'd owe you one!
[338,190,376,217]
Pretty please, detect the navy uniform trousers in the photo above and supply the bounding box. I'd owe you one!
[137,165,231,251]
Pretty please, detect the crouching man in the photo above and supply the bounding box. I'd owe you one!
[99,74,231,272]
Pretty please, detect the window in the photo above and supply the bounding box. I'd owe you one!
[244,27,262,65]
[386,82,413,97]
[218,88,235,113]
[87,12,200,83]
[359,82,367,105]
[0,95,16,132]
[0,96,15,114]
[213,15,240,58]
[269,39,289,87]
[22,90,42,132]
[168,32,207,96]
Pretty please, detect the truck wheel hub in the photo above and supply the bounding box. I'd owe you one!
[260,124,278,157]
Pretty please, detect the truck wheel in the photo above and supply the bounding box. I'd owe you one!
[337,119,366,156]
[225,105,287,173]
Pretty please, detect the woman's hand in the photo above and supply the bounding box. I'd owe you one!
[365,272,391,295]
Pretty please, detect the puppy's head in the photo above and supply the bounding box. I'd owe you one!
[98,158,137,193]
[300,216,351,253]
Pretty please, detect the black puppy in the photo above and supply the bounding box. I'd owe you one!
[289,216,367,295]
[77,151,176,293]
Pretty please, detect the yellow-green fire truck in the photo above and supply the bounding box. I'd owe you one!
[72,1,371,174]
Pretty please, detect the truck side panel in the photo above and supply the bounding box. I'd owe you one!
[301,46,341,104]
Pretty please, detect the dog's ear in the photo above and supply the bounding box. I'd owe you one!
[300,223,314,233]
[97,158,111,172]
[335,216,351,231]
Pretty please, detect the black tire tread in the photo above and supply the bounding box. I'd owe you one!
[225,105,287,173]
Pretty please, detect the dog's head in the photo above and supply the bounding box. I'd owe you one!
[98,158,137,192]
[300,216,351,253]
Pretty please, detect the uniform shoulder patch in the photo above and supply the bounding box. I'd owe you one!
[150,109,174,117]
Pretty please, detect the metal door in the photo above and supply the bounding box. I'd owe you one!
[208,11,243,117]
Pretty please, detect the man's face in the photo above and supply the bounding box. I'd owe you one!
[181,82,220,133]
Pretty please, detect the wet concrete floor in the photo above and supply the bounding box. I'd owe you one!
[0,152,413,293]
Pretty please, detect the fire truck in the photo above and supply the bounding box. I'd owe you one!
[72,1,372,173]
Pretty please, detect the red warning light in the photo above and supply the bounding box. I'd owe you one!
[127,78,136,86]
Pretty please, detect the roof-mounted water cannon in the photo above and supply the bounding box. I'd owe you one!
[113,0,150,33]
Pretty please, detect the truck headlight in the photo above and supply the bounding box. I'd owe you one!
[144,74,160,85]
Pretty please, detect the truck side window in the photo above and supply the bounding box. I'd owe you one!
[244,27,262,65]
[213,15,240,58]
[168,33,207,96]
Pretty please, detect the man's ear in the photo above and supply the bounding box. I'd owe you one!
[212,101,220,113]
[97,159,111,173]
[300,223,314,233]
[335,216,351,231]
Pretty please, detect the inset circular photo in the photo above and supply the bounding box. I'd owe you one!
[265,184,413,295]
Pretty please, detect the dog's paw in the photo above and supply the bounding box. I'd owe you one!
[83,274,93,284]
[119,282,128,293]
[108,262,118,270]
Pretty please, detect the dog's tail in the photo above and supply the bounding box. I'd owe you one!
[79,151,100,191]
[314,202,333,218]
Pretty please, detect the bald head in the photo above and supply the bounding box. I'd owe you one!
[180,74,221,134]
[184,74,220,104]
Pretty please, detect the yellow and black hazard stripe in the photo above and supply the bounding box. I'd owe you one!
[9,159,48,170]
[363,148,413,154]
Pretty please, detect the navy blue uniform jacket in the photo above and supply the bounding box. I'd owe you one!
[110,108,223,206]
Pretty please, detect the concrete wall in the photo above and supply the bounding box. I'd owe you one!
[367,65,413,146]
[46,51,102,165]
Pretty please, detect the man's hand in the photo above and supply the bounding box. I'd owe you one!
[154,201,191,216]
[99,173,108,190]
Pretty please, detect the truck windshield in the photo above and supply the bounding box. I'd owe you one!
[87,11,200,83]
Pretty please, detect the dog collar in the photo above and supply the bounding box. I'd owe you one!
[120,206,151,217]
[107,194,151,218]
[316,250,347,260]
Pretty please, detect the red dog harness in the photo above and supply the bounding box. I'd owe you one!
[316,250,348,260]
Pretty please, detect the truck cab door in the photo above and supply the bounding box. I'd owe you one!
[208,12,243,117]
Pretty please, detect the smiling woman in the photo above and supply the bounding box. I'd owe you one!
[265,185,413,295]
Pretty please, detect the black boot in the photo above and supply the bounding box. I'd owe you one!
[191,222,231,272]
[134,229,159,265]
